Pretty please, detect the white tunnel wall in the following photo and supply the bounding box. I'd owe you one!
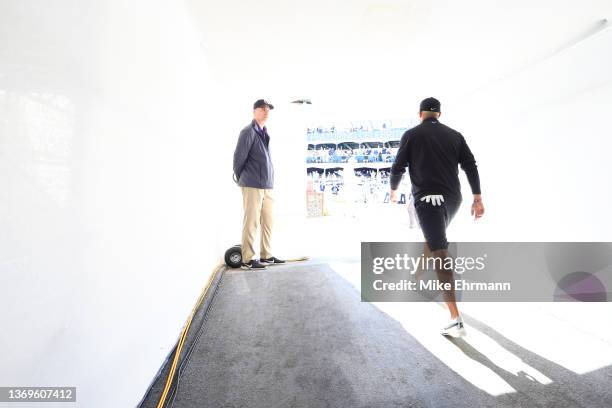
[443,27,612,243]
[0,1,243,406]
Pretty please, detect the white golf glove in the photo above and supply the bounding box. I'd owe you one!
[421,194,444,206]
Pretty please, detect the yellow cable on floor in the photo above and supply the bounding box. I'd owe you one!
[156,261,223,408]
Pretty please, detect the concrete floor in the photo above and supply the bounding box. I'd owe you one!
[140,259,612,408]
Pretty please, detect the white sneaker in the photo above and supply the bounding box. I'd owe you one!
[441,316,466,337]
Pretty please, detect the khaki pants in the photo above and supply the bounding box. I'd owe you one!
[241,187,274,262]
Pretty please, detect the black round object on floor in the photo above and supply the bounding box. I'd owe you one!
[225,245,242,268]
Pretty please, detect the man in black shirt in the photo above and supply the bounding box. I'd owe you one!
[390,97,485,336]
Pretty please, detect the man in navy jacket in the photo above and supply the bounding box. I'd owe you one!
[233,99,285,269]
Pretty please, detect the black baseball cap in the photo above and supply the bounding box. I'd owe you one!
[419,97,441,113]
[253,99,274,110]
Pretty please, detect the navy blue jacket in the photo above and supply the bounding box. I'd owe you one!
[233,120,275,189]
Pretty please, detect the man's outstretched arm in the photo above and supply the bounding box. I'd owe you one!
[459,135,484,219]
[389,132,410,201]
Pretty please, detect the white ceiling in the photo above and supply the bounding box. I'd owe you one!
[186,0,611,119]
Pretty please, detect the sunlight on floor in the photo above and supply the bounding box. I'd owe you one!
[328,260,612,396]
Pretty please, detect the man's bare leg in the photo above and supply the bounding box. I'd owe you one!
[415,243,431,280]
[429,246,459,319]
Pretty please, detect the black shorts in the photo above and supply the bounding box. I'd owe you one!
[414,196,461,251]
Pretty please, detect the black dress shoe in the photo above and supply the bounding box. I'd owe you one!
[241,260,267,269]
[260,257,286,265]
